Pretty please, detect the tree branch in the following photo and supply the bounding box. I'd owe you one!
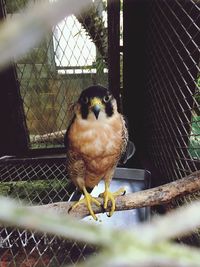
[32,170,200,219]
[30,130,65,144]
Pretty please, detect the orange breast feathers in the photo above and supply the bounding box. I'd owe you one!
[68,113,124,172]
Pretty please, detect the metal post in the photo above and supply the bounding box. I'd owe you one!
[107,0,121,111]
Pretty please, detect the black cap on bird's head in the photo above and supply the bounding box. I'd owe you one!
[77,85,115,120]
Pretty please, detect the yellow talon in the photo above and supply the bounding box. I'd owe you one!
[99,181,126,217]
[71,187,101,221]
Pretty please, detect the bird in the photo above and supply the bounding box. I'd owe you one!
[64,85,134,220]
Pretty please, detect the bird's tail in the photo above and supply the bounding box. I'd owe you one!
[69,189,82,201]
[69,185,93,201]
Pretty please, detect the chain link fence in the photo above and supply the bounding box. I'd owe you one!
[143,1,200,245]
[7,0,108,149]
[144,0,199,183]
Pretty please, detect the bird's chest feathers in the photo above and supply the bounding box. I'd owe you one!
[69,115,122,160]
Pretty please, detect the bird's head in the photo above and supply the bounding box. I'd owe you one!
[75,85,118,121]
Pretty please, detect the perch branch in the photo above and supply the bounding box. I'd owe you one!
[32,171,200,219]
[30,130,65,144]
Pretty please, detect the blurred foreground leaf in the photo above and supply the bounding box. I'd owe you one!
[0,0,91,69]
[1,197,200,266]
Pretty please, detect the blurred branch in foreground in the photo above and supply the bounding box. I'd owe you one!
[1,194,200,266]
[0,0,91,69]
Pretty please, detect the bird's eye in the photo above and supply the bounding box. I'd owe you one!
[81,96,89,104]
[103,95,111,103]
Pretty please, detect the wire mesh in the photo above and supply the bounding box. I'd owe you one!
[144,0,200,184]
[143,2,200,246]
[0,156,98,266]
[0,157,71,204]
[6,0,108,149]
[0,228,96,266]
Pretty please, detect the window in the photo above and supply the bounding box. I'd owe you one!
[53,15,96,73]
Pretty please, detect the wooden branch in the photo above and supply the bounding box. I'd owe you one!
[30,130,65,144]
[32,171,200,219]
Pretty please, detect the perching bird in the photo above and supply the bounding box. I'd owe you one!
[64,85,134,220]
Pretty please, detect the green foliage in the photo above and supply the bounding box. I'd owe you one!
[0,179,70,204]
[6,0,28,13]
[194,76,200,115]
[189,116,200,158]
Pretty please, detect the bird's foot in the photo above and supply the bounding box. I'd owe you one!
[71,189,101,221]
[99,187,126,217]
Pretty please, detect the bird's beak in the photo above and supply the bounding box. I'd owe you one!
[92,105,101,119]
[90,98,103,120]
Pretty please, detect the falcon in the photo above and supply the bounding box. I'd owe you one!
[64,85,134,220]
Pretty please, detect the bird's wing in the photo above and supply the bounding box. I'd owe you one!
[64,116,75,149]
[64,116,81,200]
[119,115,136,165]
[64,115,93,201]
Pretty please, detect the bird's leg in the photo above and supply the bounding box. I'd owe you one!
[99,181,126,217]
[71,186,101,221]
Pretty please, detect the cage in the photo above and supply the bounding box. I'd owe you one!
[123,0,199,196]
[0,0,199,266]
